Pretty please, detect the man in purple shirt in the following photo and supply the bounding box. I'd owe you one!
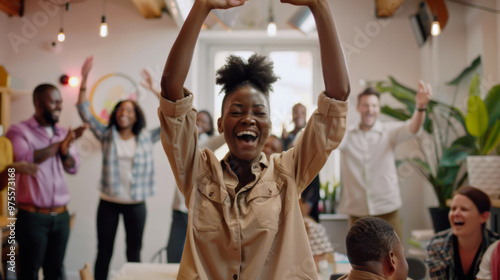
[6,84,86,280]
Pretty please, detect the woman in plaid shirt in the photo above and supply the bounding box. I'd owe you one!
[77,57,162,280]
[426,186,498,280]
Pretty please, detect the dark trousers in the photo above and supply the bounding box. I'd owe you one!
[166,210,188,263]
[94,199,146,280]
[17,210,70,280]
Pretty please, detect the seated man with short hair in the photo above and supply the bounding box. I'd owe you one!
[339,217,408,280]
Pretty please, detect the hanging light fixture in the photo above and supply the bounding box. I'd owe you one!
[100,0,108,37]
[430,0,441,37]
[431,15,441,36]
[57,2,69,42]
[267,0,276,37]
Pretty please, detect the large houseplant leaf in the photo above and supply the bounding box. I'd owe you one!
[441,135,475,167]
[447,56,481,86]
[483,119,500,155]
[380,106,411,121]
[465,95,488,139]
[484,84,500,129]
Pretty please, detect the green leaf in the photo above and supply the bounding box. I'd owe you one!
[388,76,417,97]
[469,74,481,97]
[447,56,482,86]
[376,77,416,113]
[483,119,500,155]
[484,85,500,129]
[440,146,469,167]
[381,106,411,121]
[465,95,488,138]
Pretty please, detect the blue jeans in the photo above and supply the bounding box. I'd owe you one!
[94,199,146,280]
[166,210,188,263]
[17,209,70,280]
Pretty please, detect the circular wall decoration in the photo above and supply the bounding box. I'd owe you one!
[89,73,140,125]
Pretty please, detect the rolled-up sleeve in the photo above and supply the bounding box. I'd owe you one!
[6,126,34,163]
[158,89,199,200]
[284,92,348,193]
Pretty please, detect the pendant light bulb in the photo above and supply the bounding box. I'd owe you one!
[100,15,108,37]
[57,28,65,42]
[431,16,441,37]
[267,22,277,37]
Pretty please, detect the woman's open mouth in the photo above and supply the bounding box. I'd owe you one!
[236,131,258,146]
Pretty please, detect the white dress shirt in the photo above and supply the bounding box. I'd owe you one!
[339,119,417,216]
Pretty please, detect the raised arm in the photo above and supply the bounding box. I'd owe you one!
[283,0,350,100]
[161,0,246,101]
[409,80,432,134]
[78,56,94,105]
[141,69,161,99]
[76,56,108,141]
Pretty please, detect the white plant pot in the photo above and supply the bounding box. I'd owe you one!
[467,155,500,199]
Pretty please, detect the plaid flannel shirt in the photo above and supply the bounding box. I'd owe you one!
[77,101,160,201]
[426,228,498,280]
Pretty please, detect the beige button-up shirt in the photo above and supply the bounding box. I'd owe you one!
[158,90,348,280]
[338,120,416,217]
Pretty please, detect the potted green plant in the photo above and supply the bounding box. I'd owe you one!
[319,179,340,214]
[452,73,500,198]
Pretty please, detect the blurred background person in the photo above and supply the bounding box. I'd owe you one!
[338,82,431,238]
[7,83,85,280]
[476,239,500,280]
[77,56,161,280]
[426,186,498,280]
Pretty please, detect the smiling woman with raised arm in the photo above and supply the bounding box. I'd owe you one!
[76,56,162,280]
[158,0,350,278]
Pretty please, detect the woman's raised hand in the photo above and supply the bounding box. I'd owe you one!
[81,56,94,79]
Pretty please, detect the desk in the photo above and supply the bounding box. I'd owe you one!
[112,263,179,280]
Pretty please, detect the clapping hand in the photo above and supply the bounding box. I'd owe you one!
[60,124,88,157]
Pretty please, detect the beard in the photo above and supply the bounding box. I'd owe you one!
[42,110,58,125]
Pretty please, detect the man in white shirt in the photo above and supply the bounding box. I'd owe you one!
[338,81,432,238]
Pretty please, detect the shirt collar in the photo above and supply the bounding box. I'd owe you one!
[350,119,383,133]
[27,116,62,135]
[221,153,269,176]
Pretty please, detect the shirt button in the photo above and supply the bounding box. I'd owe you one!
[268,189,272,196]
[233,274,237,279]
[209,192,214,197]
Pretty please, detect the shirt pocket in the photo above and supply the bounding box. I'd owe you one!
[193,176,224,232]
[247,179,283,231]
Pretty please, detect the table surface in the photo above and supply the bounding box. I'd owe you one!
[112,258,352,280]
[112,263,179,280]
